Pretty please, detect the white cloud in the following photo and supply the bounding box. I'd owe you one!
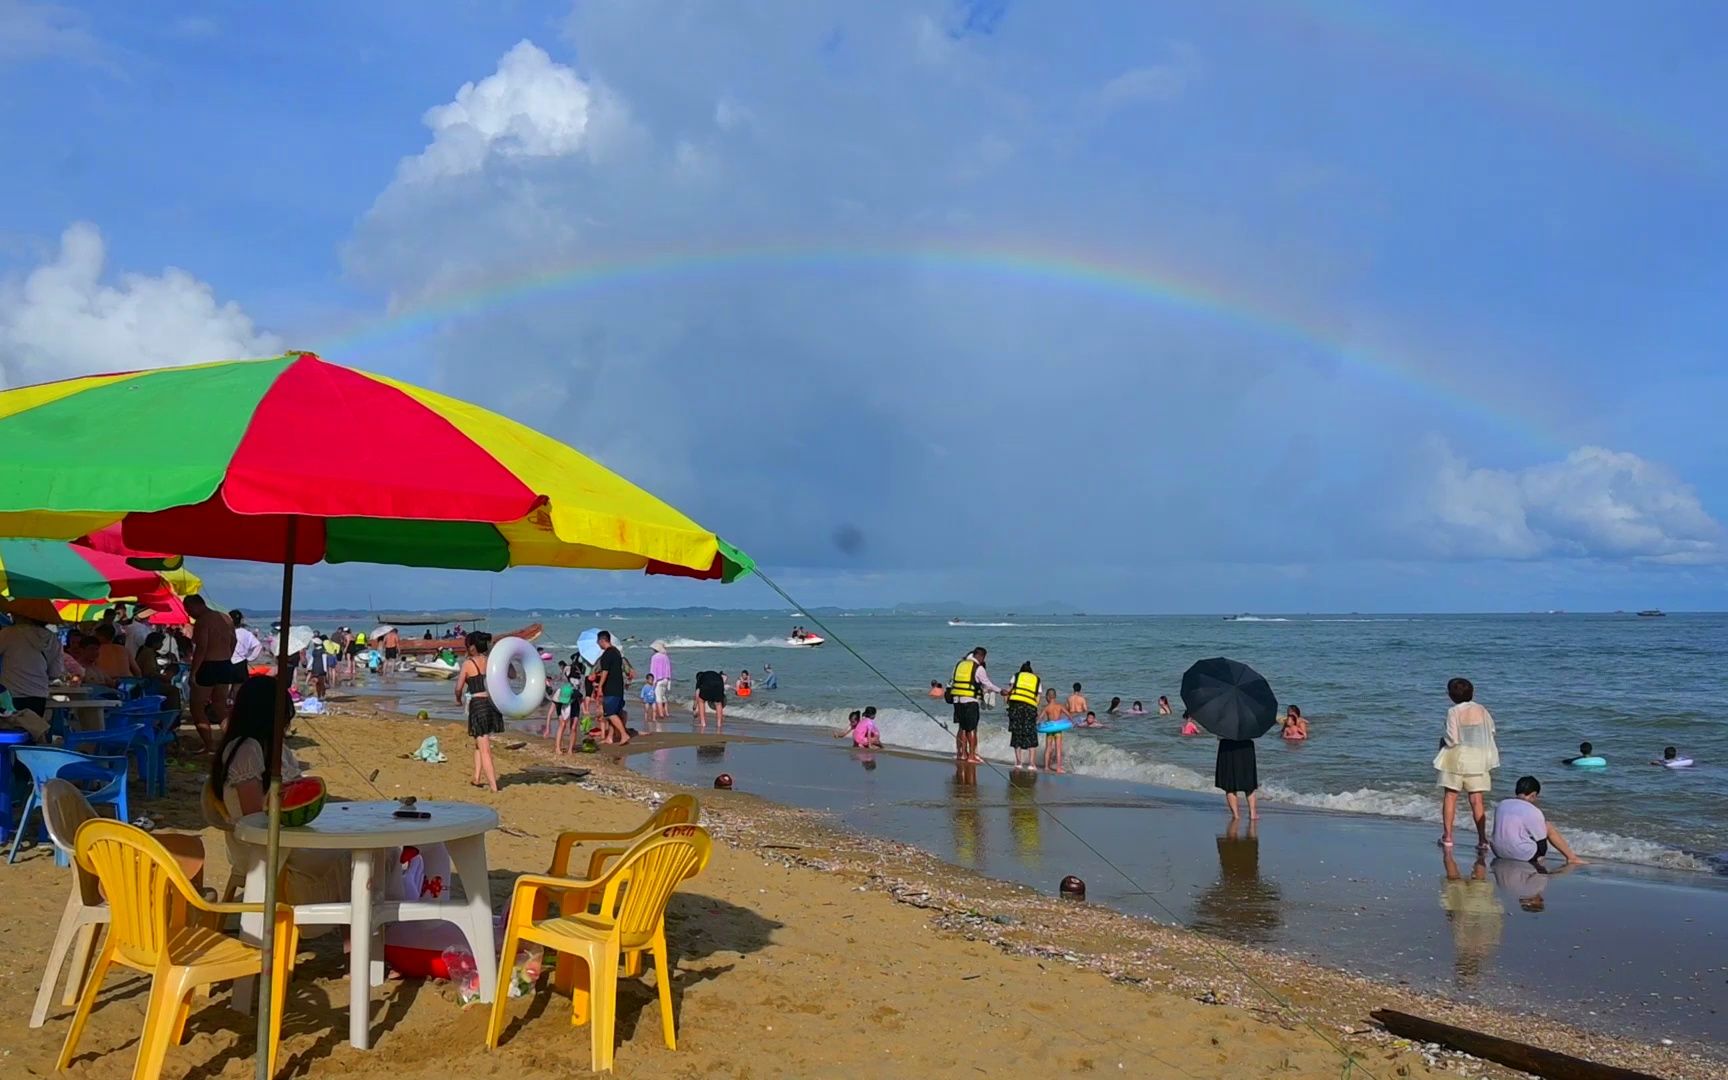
[1418,441,1724,563]
[0,222,280,387]
[1100,43,1202,107]
[395,40,625,184]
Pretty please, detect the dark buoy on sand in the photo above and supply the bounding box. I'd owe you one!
[1059,875,1086,901]
[714,773,734,790]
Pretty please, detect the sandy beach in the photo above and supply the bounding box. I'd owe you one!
[2,698,1718,1080]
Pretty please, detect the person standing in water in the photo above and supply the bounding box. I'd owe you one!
[1158,695,1172,716]
[1005,661,1042,770]
[1215,734,1259,820]
[593,630,631,746]
[1066,683,1088,725]
[1435,677,1499,850]
[948,646,1003,765]
[457,631,501,792]
[1280,705,1308,741]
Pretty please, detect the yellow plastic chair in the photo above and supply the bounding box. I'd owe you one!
[539,795,700,979]
[487,825,712,1072]
[55,819,299,1080]
[31,780,110,1028]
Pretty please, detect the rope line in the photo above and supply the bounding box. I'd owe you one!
[753,569,1376,1079]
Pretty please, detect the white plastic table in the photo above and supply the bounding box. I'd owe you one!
[234,799,500,1049]
[49,697,121,732]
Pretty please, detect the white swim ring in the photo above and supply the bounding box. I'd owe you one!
[486,636,546,718]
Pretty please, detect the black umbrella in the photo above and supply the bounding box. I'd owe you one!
[1180,657,1278,741]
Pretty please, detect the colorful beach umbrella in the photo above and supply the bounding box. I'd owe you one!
[72,523,184,571]
[0,352,752,580]
[0,537,174,601]
[0,351,749,1077]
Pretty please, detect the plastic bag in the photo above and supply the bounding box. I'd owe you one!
[509,945,544,998]
[441,948,482,1005]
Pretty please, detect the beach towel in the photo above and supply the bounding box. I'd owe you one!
[411,735,448,763]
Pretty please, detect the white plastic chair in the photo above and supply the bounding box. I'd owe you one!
[29,779,108,1028]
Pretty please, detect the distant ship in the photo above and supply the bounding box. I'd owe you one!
[1636,609,1666,617]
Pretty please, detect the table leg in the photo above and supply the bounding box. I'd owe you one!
[233,855,274,1016]
[446,834,498,1004]
[349,849,376,1049]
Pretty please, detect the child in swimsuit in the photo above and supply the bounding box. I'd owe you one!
[1180,711,1201,736]
[1040,690,1068,773]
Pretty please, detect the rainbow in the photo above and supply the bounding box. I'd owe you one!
[315,239,1569,447]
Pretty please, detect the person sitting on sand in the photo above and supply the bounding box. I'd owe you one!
[1180,711,1201,736]
[835,709,862,740]
[1158,695,1172,716]
[1130,700,1145,715]
[1280,705,1308,741]
[1564,741,1600,766]
[1489,775,1586,867]
[927,680,945,699]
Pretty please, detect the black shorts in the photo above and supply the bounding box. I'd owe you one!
[1529,838,1550,864]
[953,700,981,732]
[195,660,245,687]
[699,689,726,705]
[384,647,399,660]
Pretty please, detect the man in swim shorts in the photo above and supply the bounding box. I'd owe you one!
[593,630,630,746]
[185,595,242,753]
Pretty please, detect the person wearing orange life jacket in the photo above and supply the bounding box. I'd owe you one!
[947,646,1004,766]
[1006,661,1042,770]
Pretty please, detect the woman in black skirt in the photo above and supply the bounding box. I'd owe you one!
[1215,737,1259,820]
[456,631,502,792]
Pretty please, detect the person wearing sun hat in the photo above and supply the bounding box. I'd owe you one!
[649,639,673,721]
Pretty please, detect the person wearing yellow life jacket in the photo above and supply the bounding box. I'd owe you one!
[1006,661,1042,769]
[947,646,1004,766]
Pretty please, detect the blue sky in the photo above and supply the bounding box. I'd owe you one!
[2,1,1726,612]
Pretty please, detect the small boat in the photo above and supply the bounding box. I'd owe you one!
[396,622,544,656]
[787,634,826,647]
[1636,610,1666,618]
[412,660,459,679]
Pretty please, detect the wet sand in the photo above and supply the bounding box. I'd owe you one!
[627,735,1728,1049]
[1,699,1717,1079]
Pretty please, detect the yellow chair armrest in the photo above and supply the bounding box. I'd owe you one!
[584,846,629,879]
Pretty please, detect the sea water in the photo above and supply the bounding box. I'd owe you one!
[373,611,1728,872]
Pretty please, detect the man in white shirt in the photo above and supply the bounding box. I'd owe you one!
[116,603,154,658]
[1489,776,1586,866]
[0,615,65,717]
[230,610,264,666]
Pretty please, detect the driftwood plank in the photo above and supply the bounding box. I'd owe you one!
[1370,1010,1668,1080]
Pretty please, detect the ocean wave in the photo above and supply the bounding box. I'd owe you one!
[948,621,1022,627]
[726,701,1712,874]
[1229,616,1290,622]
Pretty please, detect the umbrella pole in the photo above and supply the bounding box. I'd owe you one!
[255,516,297,1080]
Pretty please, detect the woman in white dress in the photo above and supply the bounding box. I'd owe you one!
[1434,676,1500,850]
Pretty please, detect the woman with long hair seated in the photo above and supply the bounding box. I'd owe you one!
[210,675,349,906]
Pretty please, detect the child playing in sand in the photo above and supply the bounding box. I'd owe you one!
[1040,689,1068,773]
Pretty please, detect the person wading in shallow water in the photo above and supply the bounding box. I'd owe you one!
[947,646,1003,766]
[1005,661,1042,770]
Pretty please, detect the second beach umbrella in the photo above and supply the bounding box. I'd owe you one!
[1180,656,1278,741]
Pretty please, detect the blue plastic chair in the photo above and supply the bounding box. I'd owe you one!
[113,677,148,700]
[61,722,149,785]
[128,709,181,797]
[7,747,128,864]
[117,694,165,715]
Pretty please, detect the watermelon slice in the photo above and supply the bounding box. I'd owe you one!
[280,776,328,827]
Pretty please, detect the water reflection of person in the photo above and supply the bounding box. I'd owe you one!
[1491,855,1580,913]
[1189,818,1282,945]
[1439,848,1503,986]
[950,761,983,867]
[1006,770,1041,865]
